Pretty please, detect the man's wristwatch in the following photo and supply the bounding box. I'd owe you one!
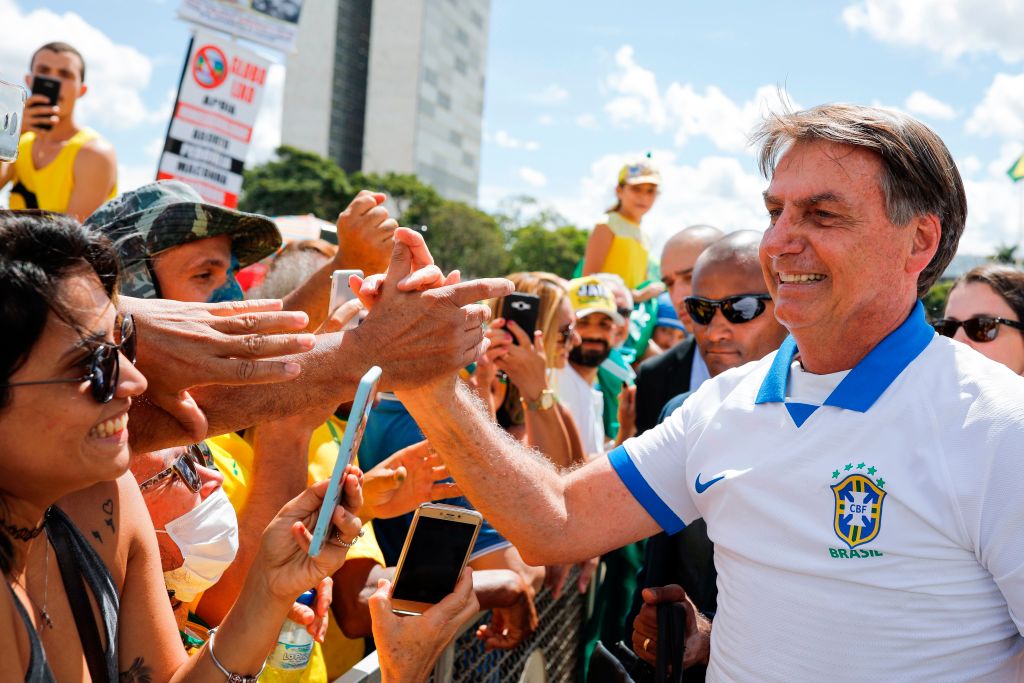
[522,388,555,411]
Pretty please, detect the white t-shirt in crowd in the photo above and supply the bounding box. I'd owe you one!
[555,364,605,459]
[609,302,1024,681]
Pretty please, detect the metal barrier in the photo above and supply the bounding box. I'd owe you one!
[336,565,594,683]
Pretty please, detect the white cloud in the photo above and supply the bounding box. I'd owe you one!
[842,0,1024,63]
[966,73,1024,141]
[536,114,555,126]
[0,0,168,131]
[518,167,548,188]
[528,84,569,106]
[575,113,599,130]
[957,142,1024,255]
[541,149,769,254]
[246,62,284,166]
[904,90,956,121]
[603,45,797,153]
[494,129,540,151]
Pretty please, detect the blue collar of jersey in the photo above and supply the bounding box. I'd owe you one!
[755,300,933,424]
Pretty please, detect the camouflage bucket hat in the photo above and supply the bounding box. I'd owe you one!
[84,180,282,299]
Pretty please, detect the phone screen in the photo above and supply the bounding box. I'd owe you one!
[392,516,477,604]
[0,80,25,162]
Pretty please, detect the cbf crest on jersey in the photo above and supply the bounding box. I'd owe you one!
[831,473,886,549]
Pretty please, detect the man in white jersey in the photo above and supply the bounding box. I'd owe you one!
[384,104,1023,680]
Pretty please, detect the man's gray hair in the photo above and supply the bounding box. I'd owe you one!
[751,103,967,297]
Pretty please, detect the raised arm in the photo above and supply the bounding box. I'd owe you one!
[582,223,614,276]
[397,378,660,566]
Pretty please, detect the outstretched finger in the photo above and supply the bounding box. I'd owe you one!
[208,358,303,385]
[368,578,397,627]
[220,332,316,360]
[397,265,446,292]
[445,278,515,308]
[393,226,435,271]
[207,298,285,316]
[211,310,311,336]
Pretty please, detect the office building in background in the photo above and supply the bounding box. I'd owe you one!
[282,0,490,204]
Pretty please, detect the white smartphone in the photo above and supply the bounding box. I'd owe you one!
[0,80,26,162]
[389,503,483,616]
[329,269,364,331]
[307,365,382,558]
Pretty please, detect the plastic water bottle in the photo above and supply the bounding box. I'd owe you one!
[265,590,315,680]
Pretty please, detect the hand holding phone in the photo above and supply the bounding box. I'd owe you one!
[329,269,364,331]
[389,503,483,615]
[500,293,540,345]
[308,365,382,557]
[28,75,60,132]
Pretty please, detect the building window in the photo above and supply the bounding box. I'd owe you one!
[462,151,475,167]
[455,57,467,75]
[455,27,469,45]
[438,91,451,110]
[450,130,463,146]
[470,11,483,28]
[424,67,438,86]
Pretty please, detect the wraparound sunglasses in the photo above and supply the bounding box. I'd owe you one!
[932,315,1024,343]
[3,314,136,403]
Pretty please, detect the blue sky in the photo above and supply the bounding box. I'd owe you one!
[4,0,1024,256]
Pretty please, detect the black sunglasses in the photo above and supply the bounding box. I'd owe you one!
[138,443,213,493]
[3,314,136,403]
[684,295,772,326]
[932,315,1024,343]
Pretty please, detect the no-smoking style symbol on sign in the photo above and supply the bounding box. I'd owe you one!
[192,44,228,89]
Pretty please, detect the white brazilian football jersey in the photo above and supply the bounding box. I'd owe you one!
[610,302,1024,681]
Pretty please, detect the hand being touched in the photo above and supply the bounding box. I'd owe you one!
[361,440,461,520]
[122,296,315,440]
[346,227,513,392]
[371,568,480,682]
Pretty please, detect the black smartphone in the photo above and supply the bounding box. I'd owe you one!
[30,75,60,131]
[500,292,540,345]
[390,504,482,615]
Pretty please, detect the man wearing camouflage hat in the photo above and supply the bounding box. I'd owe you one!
[86,180,281,302]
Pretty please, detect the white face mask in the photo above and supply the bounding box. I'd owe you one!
[159,487,239,602]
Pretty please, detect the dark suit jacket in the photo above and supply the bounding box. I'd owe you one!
[634,337,696,435]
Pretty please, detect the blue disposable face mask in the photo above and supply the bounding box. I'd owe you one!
[207,253,244,303]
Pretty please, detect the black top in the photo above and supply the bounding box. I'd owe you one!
[8,583,55,683]
[634,338,696,435]
[14,506,120,683]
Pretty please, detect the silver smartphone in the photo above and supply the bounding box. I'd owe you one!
[329,269,364,331]
[389,503,483,616]
[0,80,26,162]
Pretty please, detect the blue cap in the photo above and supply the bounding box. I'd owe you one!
[295,589,316,607]
[655,293,686,331]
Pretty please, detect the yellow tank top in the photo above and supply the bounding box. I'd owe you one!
[9,128,117,213]
[599,212,650,289]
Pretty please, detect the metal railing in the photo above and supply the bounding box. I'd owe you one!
[337,565,596,683]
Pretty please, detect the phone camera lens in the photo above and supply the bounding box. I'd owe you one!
[2,113,8,131]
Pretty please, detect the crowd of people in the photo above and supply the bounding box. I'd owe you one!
[1,40,1023,683]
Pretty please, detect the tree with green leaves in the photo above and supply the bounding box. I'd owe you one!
[990,243,1019,266]
[239,146,351,219]
[422,200,509,279]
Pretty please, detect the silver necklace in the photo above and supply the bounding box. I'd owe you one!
[11,533,53,630]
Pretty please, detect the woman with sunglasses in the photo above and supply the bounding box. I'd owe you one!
[477,272,585,468]
[935,264,1024,375]
[0,211,363,682]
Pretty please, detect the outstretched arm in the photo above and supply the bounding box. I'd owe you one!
[397,378,660,566]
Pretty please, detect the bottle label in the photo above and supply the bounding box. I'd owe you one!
[268,641,313,670]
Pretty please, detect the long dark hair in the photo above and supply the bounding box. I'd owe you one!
[954,264,1024,323]
[0,210,119,574]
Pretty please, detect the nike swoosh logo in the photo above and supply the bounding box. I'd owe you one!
[694,473,725,493]
[694,468,752,494]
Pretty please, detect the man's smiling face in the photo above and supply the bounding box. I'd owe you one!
[759,140,915,339]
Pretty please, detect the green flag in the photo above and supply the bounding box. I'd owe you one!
[1008,151,1024,182]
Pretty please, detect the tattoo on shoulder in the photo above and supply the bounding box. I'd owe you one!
[102,498,116,535]
[120,657,152,683]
